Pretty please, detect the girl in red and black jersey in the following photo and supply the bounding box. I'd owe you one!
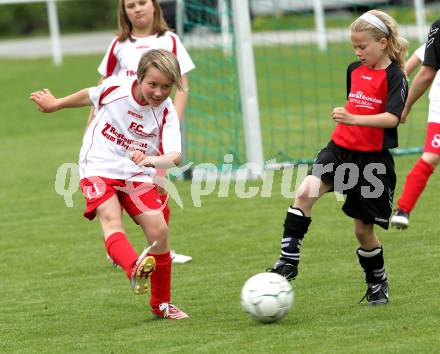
[269,10,408,306]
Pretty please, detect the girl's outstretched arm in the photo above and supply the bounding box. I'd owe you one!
[30,88,91,113]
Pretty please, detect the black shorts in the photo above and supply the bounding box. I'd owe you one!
[309,141,396,229]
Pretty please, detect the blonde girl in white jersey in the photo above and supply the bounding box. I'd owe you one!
[31,49,189,320]
[93,0,195,263]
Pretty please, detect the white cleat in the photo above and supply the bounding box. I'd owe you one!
[390,209,409,230]
[171,250,192,264]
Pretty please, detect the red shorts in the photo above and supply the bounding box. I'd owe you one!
[423,122,440,154]
[79,177,164,220]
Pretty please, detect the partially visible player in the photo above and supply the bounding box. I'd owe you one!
[268,10,408,306]
[391,19,440,229]
[92,0,195,263]
[31,49,188,320]
[93,0,195,122]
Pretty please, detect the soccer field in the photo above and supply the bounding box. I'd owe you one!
[1,55,440,353]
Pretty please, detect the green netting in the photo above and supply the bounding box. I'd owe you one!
[182,1,245,168]
[182,0,435,167]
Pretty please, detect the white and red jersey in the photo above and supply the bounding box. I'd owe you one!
[79,78,181,183]
[98,32,195,79]
[414,43,440,123]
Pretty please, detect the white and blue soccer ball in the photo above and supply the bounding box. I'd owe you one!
[241,272,294,323]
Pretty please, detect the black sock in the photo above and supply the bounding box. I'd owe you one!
[280,207,311,266]
[356,246,387,284]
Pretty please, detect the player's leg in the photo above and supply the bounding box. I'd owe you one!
[133,211,188,319]
[392,122,440,229]
[98,194,135,277]
[97,194,155,294]
[392,152,438,228]
[156,181,192,264]
[124,183,187,319]
[354,221,388,306]
[269,175,332,280]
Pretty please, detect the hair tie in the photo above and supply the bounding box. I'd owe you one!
[359,13,389,35]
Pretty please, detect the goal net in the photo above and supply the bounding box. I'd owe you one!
[181,0,430,169]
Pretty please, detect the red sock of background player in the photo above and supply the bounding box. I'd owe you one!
[397,158,434,213]
[105,232,138,279]
[149,251,171,309]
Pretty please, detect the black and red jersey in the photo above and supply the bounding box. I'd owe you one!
[424,19,440,70]
[331,61,407,151]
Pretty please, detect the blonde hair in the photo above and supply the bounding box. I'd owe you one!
[351,9,408,69]
[137,49,183,90]
[117,0,170,42]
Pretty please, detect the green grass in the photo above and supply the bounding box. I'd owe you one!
[1,54,440,353]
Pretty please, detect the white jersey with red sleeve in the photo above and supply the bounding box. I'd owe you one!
[413,43,440,122]
[98,32,195,79]
[79,78,181,183]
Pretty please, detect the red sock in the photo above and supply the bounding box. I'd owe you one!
[160,194,170,225]
[397,158,434,213]
[148,251,171,308]
[105,232,138,279]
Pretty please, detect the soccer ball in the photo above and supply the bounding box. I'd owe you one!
[241,272,294,323]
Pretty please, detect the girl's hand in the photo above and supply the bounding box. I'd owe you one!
[30,89,59,113]
[331,107,355,125]
[130,150,155,167]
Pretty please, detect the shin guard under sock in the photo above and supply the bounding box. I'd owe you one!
[397,158,434,213]
[149,251,172,308]
[280,207,311,266]
[357,246,387,284]
[105,232,138,279]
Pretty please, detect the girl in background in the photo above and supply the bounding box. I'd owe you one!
[391,19,440,229]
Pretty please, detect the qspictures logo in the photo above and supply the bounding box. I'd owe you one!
[54,154,389,212]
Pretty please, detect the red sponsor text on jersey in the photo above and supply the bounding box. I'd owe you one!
[128,121,157,138]
[126,70,137,77]
[101,122,149,150]
[128,110,143,120]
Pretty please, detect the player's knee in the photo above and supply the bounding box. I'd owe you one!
[100,212,123,231]
[295,187,316,210]
[354,222,373,241]
[422,152,440,168]
[150,222,168,243]
[296,176,322,202]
